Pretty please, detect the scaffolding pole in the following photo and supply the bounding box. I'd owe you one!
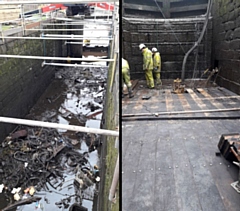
[20,4,25,36]
[0,116,119,137]
[53,17,112,24]
[42,22,112,26]
[64,41,108,45]
[0,54,113,62]
[42,62,107,68]
[43,34,112,39]
[26,28,111,32]
[1,36,113,41]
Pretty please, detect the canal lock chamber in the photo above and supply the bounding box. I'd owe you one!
[0,5,118,211]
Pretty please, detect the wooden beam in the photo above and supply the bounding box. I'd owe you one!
[170,4,207,13]
[170,0,186,2]
[123,3,159,12]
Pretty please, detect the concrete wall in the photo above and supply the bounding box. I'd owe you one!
[0,27,64,141]
[122,17,212,79]
[212,0,240,94]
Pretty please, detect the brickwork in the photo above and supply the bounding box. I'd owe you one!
[122,18,212,79]
[0,29,64,141]
[212,0,240,94]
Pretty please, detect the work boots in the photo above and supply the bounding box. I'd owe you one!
[128,87,134,98]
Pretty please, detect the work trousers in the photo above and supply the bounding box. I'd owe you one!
[145,69,154,88]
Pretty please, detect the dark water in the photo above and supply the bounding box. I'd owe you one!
[0,66,108,211]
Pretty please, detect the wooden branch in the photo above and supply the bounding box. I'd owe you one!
[2,197,41,211]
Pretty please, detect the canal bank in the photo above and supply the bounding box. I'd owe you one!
[0,1,119,210]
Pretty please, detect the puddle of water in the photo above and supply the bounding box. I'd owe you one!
[58,115,69,133]
[0,66,107,211]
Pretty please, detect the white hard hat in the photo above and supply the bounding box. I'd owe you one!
[152,47,158,52]
[139,43,146,50]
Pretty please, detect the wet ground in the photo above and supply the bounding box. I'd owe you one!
[0,66,108,211]
[122,79,240,211]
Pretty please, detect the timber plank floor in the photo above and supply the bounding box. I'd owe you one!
[122,80,240,211]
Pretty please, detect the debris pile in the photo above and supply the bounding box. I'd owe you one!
[0,66,108,210]
[0,127,100,210]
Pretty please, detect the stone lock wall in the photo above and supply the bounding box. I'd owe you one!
[0,27,64,141]
[122,18,212,80]
[212,0,240,94]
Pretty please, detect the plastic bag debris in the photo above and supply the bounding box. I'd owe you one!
[11,187,21,194]
[22,193,28,199]
[0,184,4,193]
[142,96,151,100]
[95,176,100,182]
[14,192,21,201]
[29,186,36,196]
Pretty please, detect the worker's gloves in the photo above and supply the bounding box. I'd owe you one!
[153,67,158,71]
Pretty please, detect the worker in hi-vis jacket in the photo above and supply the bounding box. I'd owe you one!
[139,43,154,89]
[152,47,162,85]
[122,58,134,98]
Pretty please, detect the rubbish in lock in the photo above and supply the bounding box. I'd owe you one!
[142,95,151,100]
[10,130,28,140]
[0,126,100,210]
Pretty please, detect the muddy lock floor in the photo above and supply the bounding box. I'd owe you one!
[0,66,108,211]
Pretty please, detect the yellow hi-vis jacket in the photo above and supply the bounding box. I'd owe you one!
[153,52,161,71]
[142,48,153,70]
[122,58,129,72]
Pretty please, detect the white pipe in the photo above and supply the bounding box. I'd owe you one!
[26,28,111,31]
[1,36,113,41]
[0,116,119,137]
[42,22,112,26]
[64,41,109,45]
[21,4,25,36]
[0,0,117,5]
[52,17,112,24]
[0,54,114,62]
[233,161,240,167]
[108,154,119,202]
[42,62,107,68]
[43,34,112,39]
